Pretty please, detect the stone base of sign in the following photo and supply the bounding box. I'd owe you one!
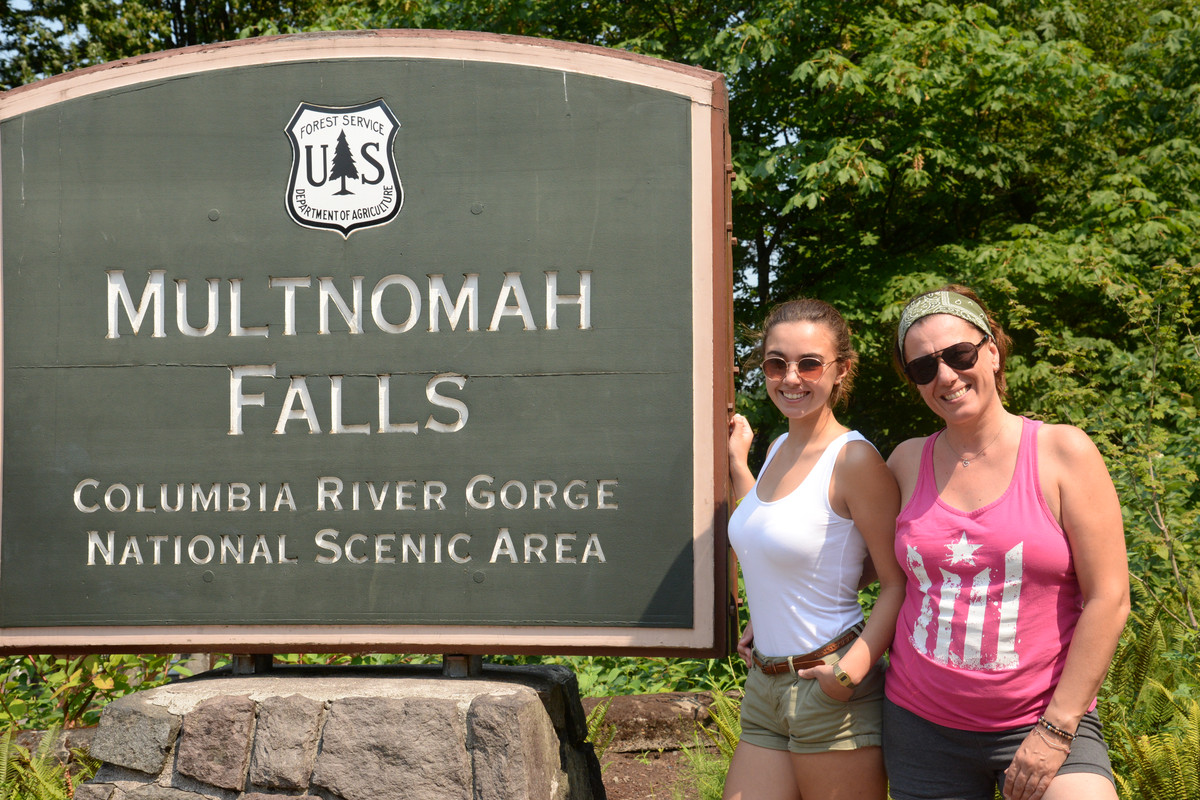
[76,663,605,800]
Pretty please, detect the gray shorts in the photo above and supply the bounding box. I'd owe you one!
[883,698,1114,800]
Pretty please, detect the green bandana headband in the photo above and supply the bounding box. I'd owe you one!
[897,291,992,353]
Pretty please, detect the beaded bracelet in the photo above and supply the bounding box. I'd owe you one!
[1038,716,1078,742]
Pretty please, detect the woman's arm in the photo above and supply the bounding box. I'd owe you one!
[885,436,925,508]
[728,413,757,666]
[802,441,904,698]
[1003,424,1130,800]
[728,413,756,500]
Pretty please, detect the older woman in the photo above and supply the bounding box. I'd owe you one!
[883,285,1129,800]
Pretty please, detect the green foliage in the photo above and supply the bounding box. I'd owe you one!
[584,697,617,767]
[0,0,329,89]
[1113,699,1200,800]
[1030,259,1200,626]
[488,654,745,697]
[674,742,728,800]
[697,690,741,764]
[0,725,98,800]
[267,652,440,667]
[674,690,741,800]
[1101,588,1200,799]
[0,655,189,730]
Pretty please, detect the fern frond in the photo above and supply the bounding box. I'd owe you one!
[584,697,617,764]
[1112,600,1167,706]
[0,726,23,800]
[0,725,74,800]
[1140,678,1183,729]
[23,725,68,800]
[1179,700,1200,798]
[699,691,741,761]
[1116,700,1200,800]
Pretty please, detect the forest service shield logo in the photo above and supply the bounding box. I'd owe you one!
[285,100,403,237]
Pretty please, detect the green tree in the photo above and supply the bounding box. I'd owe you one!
[0,0,325,89]
[2,8,1198,780]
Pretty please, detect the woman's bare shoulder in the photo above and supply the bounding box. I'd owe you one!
[886,436,927,469]
[1037,421,1103,463]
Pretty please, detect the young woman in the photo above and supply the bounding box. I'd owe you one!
[725,298,904,800]
[884,285,1130,800]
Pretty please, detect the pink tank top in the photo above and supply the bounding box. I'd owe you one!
[886,417,1088,731]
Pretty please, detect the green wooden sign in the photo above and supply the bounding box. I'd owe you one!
[0,31,733,655]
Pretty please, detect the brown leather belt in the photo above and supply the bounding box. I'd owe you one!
[752,622,864,675]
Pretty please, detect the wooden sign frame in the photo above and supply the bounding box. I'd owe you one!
[0,30,734,656]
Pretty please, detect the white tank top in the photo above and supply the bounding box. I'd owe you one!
[728,430,870,656]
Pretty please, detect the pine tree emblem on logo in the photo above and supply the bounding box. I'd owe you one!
[285,100,403,237]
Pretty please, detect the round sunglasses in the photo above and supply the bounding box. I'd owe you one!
[762,356,837,382]
[903,335,990,385]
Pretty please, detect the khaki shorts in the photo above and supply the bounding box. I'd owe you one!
[739,635,885,754]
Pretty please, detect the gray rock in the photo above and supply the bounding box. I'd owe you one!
[89,696,182,776]
[559,742,604,800]
[175,695,256,791]
[483,665,604,798]
[468,688,564,800]
[14,727,96,765]
[481,665,587,742]
[92,763,160,785]
[312,696,470,800]
[79,667,605,800]
[535,665,590,744]
[247,694,323,790]
[72,783,115,800]
[127,785,221,800]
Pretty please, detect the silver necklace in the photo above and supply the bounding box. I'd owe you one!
[945,424,1005,468]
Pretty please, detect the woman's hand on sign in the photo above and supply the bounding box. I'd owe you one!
[728,413,756,500]
[729,413,753,464]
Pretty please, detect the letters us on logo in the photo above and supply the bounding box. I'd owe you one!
[286,100,403,237]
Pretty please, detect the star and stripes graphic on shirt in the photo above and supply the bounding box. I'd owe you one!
[905,532,1024,671]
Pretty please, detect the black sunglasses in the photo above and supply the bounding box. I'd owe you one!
[762,356,837,382]
[903,336,990,385]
